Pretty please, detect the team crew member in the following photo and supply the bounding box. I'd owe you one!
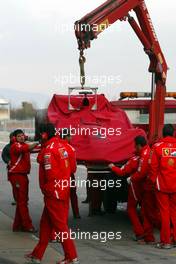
[50,128,80,243]
[109,155,145,242]
[128,136,159,243]
[149,124,176,249]
[8,129,38,232]
[26,123,79,264]
[1,131,17,205]
[60,128,80,219]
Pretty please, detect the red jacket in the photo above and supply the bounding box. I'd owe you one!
[38,137,74,200]
[111,155,139,176]
[9,142,30,174]
[149,136,176,193]
[111,155,143,201]
[60,139,77,174]
[37,143,47,191]
[131,145,152,191]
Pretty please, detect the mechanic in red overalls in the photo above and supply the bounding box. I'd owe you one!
[110,136,160,243]
[60,128,80,219]
[51,128,80,242]
[109,155,145,242]
[8,129,38,232]
[129,136,160,243]
[25,123,79,264]
[149,124,176,249]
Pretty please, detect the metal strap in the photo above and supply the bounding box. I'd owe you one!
[79,49,86,88]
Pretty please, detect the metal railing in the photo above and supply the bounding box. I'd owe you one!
[0,119,35,134]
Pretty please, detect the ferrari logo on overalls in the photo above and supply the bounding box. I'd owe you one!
[162,148,176,157]
[163,148,170,156]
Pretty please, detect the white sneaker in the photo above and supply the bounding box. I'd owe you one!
[57,259,79,264]
[25,253,41,264]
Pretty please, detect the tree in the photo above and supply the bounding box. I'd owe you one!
[10,102,37,120]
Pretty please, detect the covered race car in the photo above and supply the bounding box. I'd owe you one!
[47,93,145,164]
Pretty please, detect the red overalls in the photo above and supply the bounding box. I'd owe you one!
[31,137,78,261]
[60,139,80,218]
[112,156,145,238]
[131,145,160,242]
[8,142,34,231]
[149,136,176,244]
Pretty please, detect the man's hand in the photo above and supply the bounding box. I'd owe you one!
[28,142,39,151]
[127,177,131,185]
[108,163,115,169]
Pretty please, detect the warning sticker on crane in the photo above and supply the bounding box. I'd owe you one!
[97,19,109,32]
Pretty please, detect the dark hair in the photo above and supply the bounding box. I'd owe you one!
[60,128,70,139]
[39,123,47,134]
[13,129,24,137]
[9,131,14,139]
[135,135,147,147]
[163,124,174,137]
[39,123,56,139]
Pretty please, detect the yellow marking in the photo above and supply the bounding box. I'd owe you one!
[158,53,163,64]
[98,19,109,32]
[168,158,175,166]
[169,252,176,256]
[65,160,69,168]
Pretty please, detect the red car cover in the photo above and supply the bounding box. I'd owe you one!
[47,94,146,163]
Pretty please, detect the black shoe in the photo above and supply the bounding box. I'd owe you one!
[133,236,142,242]
[23,228,38,233]
[73,215,81,219]
[173,242,176,247]
[133,236,145,244]
[50,239,58,243]
[24,253,41,263]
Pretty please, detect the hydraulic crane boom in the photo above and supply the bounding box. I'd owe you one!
[75,0,168,143]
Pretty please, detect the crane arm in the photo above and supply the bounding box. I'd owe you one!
[75,0,168,142]
[75,0,140,47]
[75,0,167,83]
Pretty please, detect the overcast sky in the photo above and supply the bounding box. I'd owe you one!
[0,0,175,104]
